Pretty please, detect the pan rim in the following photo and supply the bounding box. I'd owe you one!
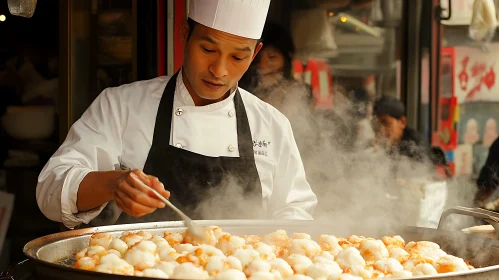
[23,219,499,279]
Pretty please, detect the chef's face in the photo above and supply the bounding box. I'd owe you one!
[257,46,285,86]
[182,21,262,104]
[373,114,406,147]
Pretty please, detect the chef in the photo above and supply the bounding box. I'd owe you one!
[36,0,318,229]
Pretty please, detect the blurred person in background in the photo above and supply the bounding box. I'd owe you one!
[239,21,313,110]
[240,21,318,160]
[429,146,452,180]
[475,137,499,208]
[369,95,450,177]
[372,96,451,227]
[346,87,375,151]
[372,95,428,162]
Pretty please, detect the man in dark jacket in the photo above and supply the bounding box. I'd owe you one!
[475,137,499,205]
[372,95,428,162]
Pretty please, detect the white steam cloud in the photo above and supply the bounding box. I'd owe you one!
[190,77,479,235]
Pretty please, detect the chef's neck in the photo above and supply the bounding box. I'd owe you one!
[181,69,233,106]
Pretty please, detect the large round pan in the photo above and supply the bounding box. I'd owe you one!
[21,217,499,280]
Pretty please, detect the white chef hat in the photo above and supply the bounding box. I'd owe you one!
[188,0,271,39]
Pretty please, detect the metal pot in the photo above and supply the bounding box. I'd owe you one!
[18,219,499,280]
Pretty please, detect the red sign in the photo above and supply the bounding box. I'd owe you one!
[303,59,333,109]
[454,45,499,103]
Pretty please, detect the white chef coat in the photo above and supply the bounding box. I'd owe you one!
[36,73,318,229]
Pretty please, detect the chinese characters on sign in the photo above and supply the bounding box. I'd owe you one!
[455,45,499,103]
[458,55,495,100]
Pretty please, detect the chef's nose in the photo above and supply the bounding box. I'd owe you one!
[209,58,228,78]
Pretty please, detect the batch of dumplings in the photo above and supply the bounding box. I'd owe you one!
[74,226,474,279]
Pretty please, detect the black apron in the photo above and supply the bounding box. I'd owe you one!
[113,72,264,224]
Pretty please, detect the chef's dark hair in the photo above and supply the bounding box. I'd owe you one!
[186,18,198,40]
[373,95,406,120]
[186,18,261,51]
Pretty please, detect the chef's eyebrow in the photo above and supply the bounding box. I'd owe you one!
[235,46,252,52]
[201,36,217,45]
[201,36,252,52]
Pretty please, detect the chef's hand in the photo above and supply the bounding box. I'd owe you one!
[114,169,170,217]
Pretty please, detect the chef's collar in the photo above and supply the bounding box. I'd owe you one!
[175,68,237,111]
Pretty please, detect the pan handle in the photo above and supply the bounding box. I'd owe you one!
[438,206,499,239]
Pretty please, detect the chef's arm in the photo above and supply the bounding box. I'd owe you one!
[268,120,318,220]
[76,170,124,212]
[77,169,169,215]
[36,123,122,229]
[36,88,124,229]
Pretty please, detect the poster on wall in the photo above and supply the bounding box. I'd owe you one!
[454,44,499,103]
[458,102,499,175]
[453,144,473,177]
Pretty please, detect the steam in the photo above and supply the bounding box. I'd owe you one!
[185,77,499,267]
[190,77,478,236]
[193,175,266,220]
[253,80,433,229]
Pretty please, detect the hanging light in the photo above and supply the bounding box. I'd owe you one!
[290,9,338,61]
[332,13,382,38]
[8,0,37,18]
[0,15,6,22]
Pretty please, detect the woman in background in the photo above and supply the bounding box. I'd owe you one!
[240,21,317,158]
[240,21,314,111]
